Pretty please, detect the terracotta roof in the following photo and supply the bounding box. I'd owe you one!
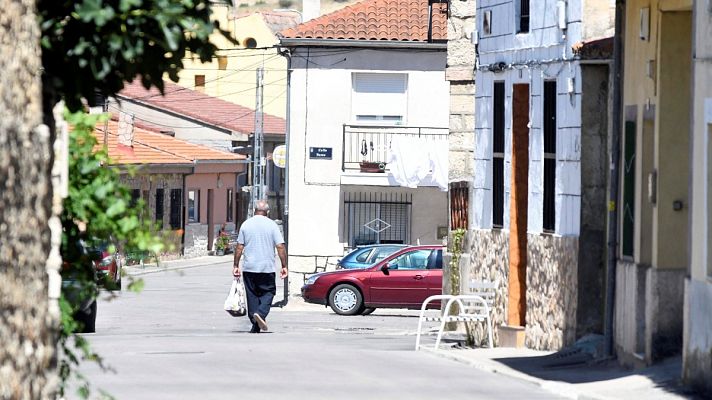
[93,119,245,166]
[279,0,447,42]
[118,80,286,135]
[573,37,614,60]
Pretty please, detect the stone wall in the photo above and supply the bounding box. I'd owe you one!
[464,229,510,346]
[526,234,579,350]
[446,0,476,183]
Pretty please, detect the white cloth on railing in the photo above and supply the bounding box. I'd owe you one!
[387,136,430,188]
[428,140,448,191]
[387,136,448,191]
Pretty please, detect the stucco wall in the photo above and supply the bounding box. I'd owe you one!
[286,47,449,287]
[684,2,712,392]
[184,173,237,257]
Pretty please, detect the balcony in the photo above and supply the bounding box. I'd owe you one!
[340,124,449,187]
[342,124,448,172]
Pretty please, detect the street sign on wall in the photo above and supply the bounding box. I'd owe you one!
[309,147,332,160]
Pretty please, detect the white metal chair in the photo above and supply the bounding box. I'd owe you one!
[415,280,498,351]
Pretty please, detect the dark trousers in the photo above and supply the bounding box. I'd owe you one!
[242,272,276,325]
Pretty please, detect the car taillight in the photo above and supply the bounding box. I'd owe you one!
[96,256,113,270]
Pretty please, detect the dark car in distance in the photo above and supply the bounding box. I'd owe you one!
[302,245,443,315]
[336,244,408,269]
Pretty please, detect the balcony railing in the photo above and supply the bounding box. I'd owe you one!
[342,124,448,172]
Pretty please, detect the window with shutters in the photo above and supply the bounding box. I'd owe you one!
[493,81,505,228]
[351,73,407,125]
[344,192,412,247]
[543,81,557,232]
[169,189,182,229]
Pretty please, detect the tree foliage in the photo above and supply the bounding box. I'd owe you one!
[39,0,233,111]
[58,111,164,398]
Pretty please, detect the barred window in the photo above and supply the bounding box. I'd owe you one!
[543,81,557,232]
[344,192,411,247]
[493,81,505,228]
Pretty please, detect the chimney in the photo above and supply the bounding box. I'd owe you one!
[117,112,135,147]
[302,0,321,22]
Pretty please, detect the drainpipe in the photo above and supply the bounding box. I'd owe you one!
[605,0,625,357]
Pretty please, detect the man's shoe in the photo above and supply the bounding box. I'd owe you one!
[249,323,260,333]
[253,313,268,331]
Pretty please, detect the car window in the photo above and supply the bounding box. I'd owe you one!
[371,246,400,263]
[427,250,443,269]
[388,249,432,270]
[355,249,373,263]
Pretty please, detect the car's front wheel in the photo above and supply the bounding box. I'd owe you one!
[328,284,363,315]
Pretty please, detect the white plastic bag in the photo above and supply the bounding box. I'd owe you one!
[224,277,247,317]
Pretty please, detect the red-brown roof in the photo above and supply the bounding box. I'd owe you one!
[118,80,286,135]
[279,0,447,42]
[93,119,245,165]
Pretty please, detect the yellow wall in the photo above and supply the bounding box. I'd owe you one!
[175,5,289,119]
[622,0,692,269]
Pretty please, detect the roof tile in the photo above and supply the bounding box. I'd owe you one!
[119,80,286,135]
[93,119,245,166]
[280,0,447,42]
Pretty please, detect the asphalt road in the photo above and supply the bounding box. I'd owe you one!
[70,260,562,400]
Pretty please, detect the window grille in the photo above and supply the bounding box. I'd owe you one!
[543,81,557,232]
[493,82,505,228]
[344,192,412,247]
[450,181,469,230]
[169,189,182,229]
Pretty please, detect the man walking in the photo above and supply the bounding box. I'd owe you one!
[232,200,288,333]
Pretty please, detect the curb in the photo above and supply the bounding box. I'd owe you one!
[419,347,612,400]
[125,257,233,276]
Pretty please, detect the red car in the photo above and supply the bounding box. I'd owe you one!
[301,245,443,315]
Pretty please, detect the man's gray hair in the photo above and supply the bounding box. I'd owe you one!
[255,199,270,212]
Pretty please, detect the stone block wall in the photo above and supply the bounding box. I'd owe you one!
[184,224,209,258]
[526,234,579,350]
[465,229,510,346]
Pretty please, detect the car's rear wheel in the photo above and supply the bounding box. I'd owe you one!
[361,307,376,315]
[328,284,363,315]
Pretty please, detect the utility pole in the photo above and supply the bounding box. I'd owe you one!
[250,67,265,216]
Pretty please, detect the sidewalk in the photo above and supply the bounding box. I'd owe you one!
[420,346,700,400]
[124,254,234,276]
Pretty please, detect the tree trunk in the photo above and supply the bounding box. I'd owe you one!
[0,1,57,398]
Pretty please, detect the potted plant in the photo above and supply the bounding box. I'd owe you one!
[215,235,229,256]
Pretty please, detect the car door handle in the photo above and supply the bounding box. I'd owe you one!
[414,275,424,280]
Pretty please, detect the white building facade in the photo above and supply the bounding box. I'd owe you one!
[282,46,450,294]
[469,0,614,349]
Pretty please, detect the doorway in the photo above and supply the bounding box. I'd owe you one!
[508,84,529,327]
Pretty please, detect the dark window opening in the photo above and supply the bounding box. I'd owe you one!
[155,188,164,229]
[622,118,637,258]
[518,0,530,33]
[170,189,182,229]
[493,81,505,227]
[130,189,140,208]
[543,81,557,232]
[227,189,234,222]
